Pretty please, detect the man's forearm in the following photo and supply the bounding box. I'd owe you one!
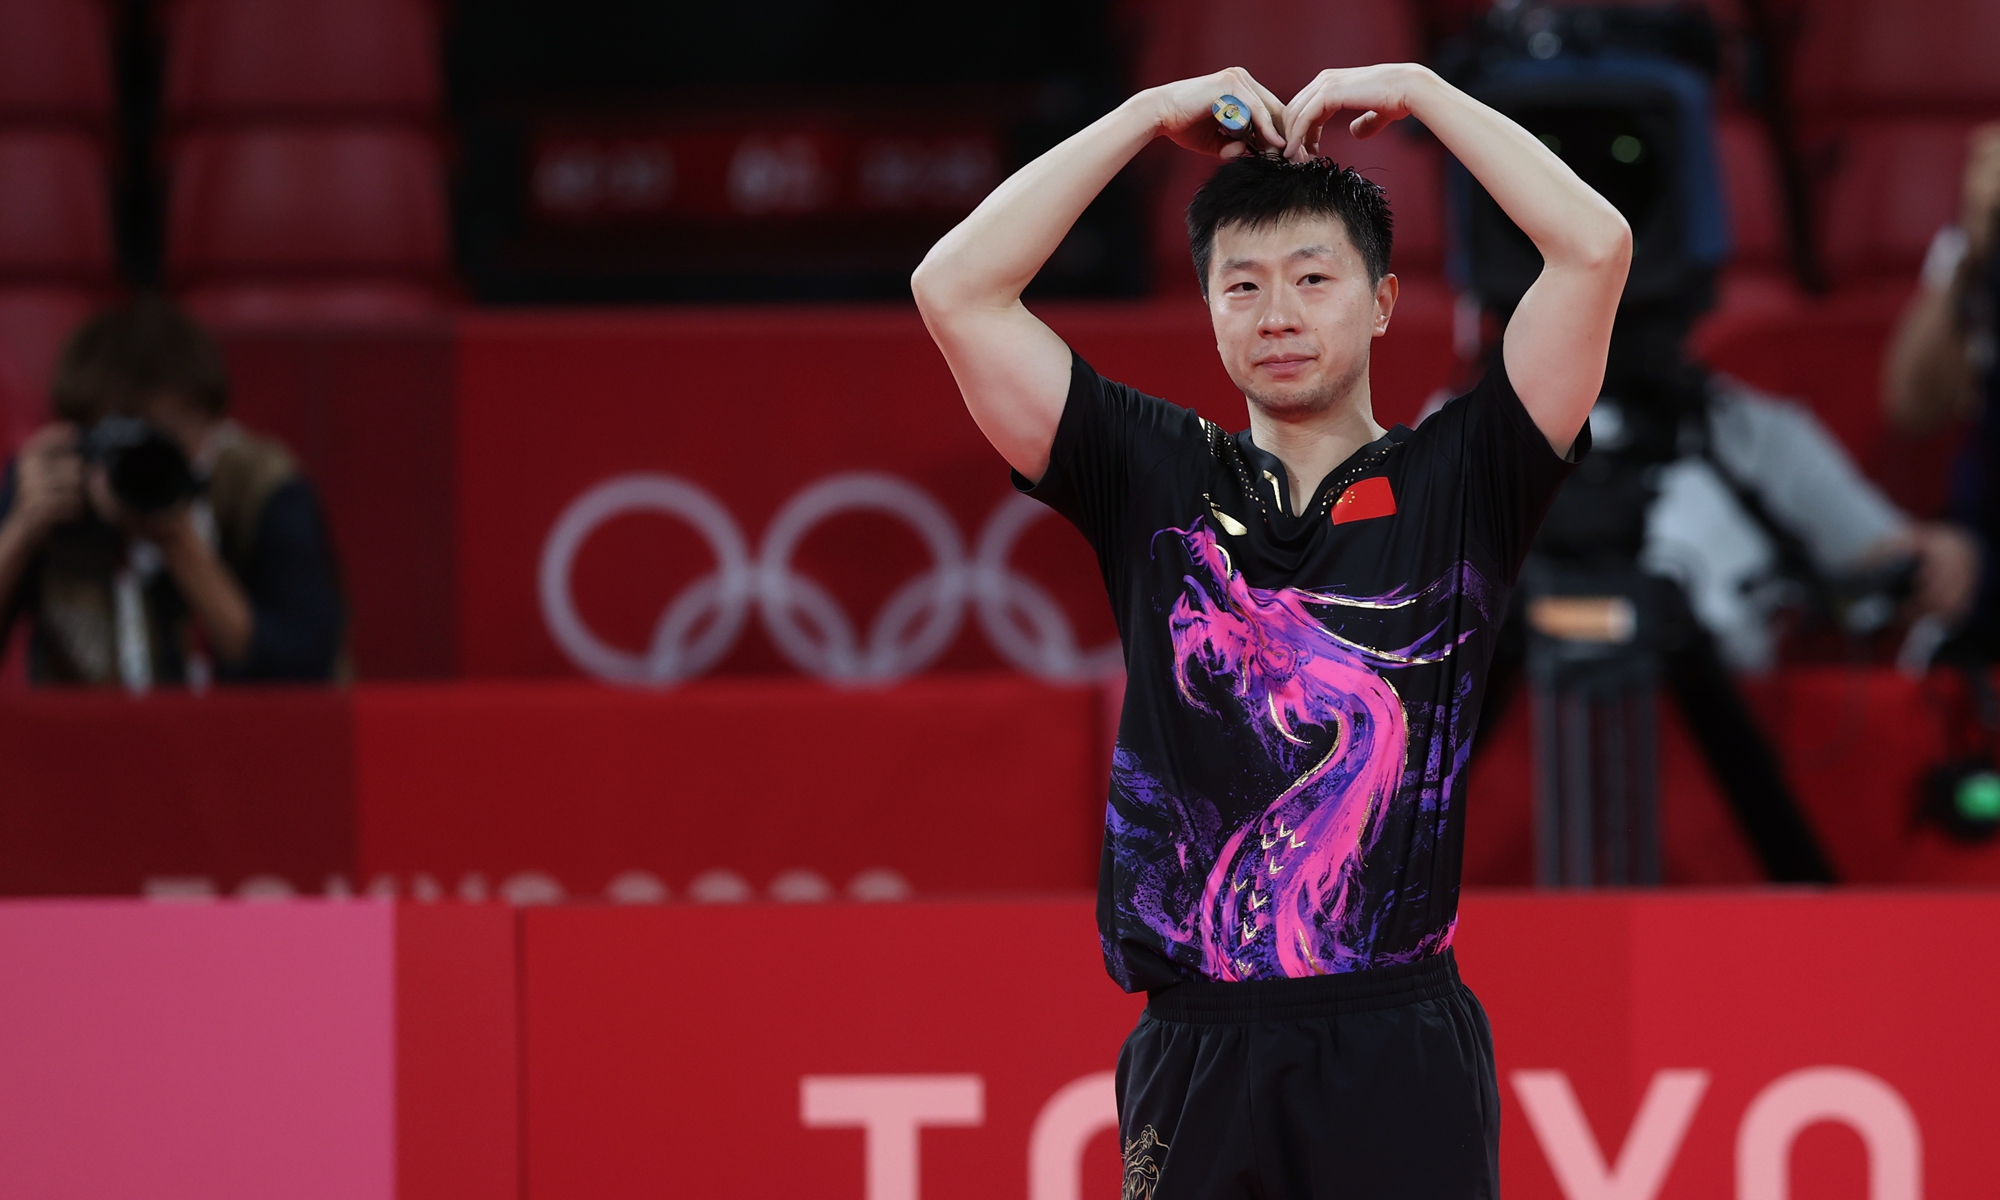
[160,527,254,663]
[1884,277,1977,435]
[0,515,43,619]
[1402,69,1629,268]
[912,93,1163,312]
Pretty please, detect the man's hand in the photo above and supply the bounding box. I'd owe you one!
[5,424,85,539]
[1962,123,2000,264]
[1908,522,1981,626]
[81,466,258,664]
[1281,64,1426,159]
[1860,523,1981,626]
[1152,68,1288,160]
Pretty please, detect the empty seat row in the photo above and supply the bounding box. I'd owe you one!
[0,0,111,124]
[168,128,450,324]
[164,0,440,124]
[1790,0,2000,116]
[0,0,438,125]
[0,126,447,330]
[1718,114,1989,283]
[0,129,445,277]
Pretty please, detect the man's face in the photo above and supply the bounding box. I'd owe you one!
[1206,215,1397,421]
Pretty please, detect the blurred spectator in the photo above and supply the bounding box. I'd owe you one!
[1884,124,2000,654]
[1642,371,1979,673]
[0,299,343,686]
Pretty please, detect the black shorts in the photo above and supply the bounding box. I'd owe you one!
[1114,950,1500,1200]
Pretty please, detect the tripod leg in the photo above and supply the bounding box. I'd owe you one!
[1664,625,1838,883]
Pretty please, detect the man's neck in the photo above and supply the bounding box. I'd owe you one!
[1244,377,1386,516]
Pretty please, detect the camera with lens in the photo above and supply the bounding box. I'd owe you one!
[76,416,198,516]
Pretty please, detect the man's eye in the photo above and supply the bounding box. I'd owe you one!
[1228,281,1257,293]
[1301,274,1328,285]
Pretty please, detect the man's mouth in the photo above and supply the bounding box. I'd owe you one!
[1255,353,1315,379]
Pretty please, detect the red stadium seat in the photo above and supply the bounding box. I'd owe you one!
[1792,0,2000,116]
[1133,0,1417,96]
[163,0,440,123]
[1814,118,1984,282]
[181,280,444,326]
[0,0,113,124]
[1716,113,1785,270]
[0,286,98,433]
[166,128,448,281]
[0,132,114,282]
[0,337,35,454]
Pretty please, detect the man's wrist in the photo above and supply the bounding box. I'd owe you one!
[156,514,210,564]
[1125,88,1173,142]
[1393,63,1446,118]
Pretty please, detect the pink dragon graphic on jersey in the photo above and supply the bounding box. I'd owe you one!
[1161,521,1469,978]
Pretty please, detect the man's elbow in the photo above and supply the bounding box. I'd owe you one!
[1578,210,1633,275]
[910,251,962,320]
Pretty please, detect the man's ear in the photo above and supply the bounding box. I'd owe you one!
[1372,273,1400,337]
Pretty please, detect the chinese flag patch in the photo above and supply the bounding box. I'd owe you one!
[1331,476,1397,526]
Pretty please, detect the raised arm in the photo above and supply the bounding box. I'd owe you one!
[1284,65,1631,455]
[912,69,1287,483]
[1884,125,2000,436]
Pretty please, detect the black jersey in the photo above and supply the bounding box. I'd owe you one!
[1018,353,1584,991]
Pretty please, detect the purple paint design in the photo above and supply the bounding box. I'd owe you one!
[1159,522,1469,978]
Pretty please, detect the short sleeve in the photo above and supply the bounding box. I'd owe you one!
[1413,360,1588,581]
[1012,351,1203,571]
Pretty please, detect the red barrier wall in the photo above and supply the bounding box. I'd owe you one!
[353,676,1109,901]
[6,669,2000,900]
[452,301,1455,684]
[221,324,459,679]
[520,892,2000,1200]
[4,894,1993,1197]
[0,688,355,896]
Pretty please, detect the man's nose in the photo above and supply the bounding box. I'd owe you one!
[1256,287,1302,335]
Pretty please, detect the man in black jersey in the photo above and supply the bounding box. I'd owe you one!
[914,64,1629,1199]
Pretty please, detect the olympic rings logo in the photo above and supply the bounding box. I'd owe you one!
[538,471,1123,686]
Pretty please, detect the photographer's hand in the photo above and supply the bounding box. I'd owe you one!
[0,424,86,610]
[86,469,257,665]
[5,424,84,536]
[1909,522,1980,626]
[151,510,254,665]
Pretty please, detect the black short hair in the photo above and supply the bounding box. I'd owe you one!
[1186,155,1394,298]
[51,296,230,424]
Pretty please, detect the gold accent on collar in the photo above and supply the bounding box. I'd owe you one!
[1203,493,1249,537]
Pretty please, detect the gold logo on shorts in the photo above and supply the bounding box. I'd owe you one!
[1122,1125,1170,1200]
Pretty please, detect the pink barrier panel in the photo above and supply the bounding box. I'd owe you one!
[521,892,2000,1199]
[0,901,517,1200]
[0,901,395,1200]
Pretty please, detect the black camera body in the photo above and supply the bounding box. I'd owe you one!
[76,416,197,516]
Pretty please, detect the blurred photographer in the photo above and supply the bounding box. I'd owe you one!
[1884,123,2000,656]
[1640,354,1979,676]
[0,299,344,687]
